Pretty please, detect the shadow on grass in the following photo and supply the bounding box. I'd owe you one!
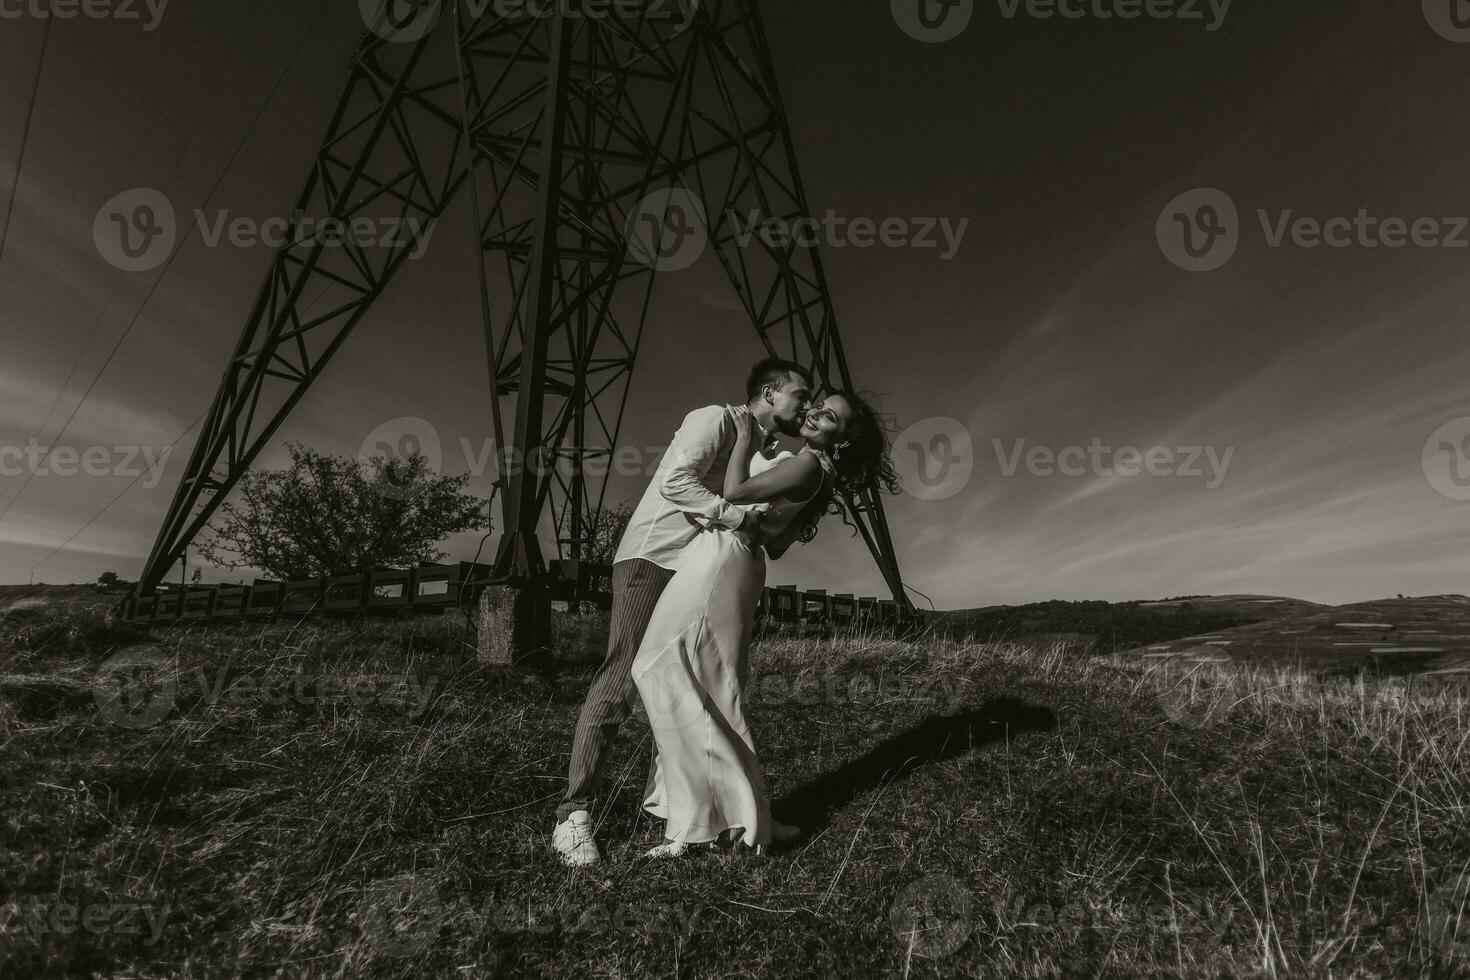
[772,697,1057,834]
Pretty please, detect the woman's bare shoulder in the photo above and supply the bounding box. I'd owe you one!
[778,450,824,498]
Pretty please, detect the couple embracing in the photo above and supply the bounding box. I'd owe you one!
[551,357,895,863]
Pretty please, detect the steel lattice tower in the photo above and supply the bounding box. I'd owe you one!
[136,0,910,610]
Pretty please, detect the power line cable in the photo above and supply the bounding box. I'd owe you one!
[0,0,331,526]
[25,278,338,580]
[24,408,210,578]
[2,4,261,522]
[0,18,52,268]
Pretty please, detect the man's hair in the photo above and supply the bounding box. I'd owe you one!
[745,357,813,401]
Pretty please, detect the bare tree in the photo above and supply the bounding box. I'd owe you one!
[576,501,633,566]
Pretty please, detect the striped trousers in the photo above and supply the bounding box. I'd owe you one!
[556,557,676,824]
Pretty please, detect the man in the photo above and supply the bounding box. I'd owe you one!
[552,357,814,865]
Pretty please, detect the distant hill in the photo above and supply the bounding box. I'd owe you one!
[1135,594,1331,620]
[932,595,1328,654]
[1121,595,1470,676]
[0,584,114,606]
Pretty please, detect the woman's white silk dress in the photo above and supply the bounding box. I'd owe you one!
[632,448,827,846]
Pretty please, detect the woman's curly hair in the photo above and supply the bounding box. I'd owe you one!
[789,389,902,545]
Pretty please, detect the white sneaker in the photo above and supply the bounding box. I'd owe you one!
[553,810,601,867]
[771,820,802,844]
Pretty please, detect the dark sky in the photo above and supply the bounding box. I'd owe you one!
[3,0,1469,608]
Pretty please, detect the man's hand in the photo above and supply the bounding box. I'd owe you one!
[731,406,760,448]
[730,404,756,439]
[737,508,762,538]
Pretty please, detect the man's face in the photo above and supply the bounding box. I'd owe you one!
[763,371,814,437]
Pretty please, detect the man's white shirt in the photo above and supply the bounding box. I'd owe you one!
[612,404,769,571]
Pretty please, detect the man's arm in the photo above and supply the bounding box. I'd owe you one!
[658,405,752,532]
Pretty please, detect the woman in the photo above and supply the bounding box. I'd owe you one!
[631,391,899,856]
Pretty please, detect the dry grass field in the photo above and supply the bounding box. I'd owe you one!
[1,588,1468,978]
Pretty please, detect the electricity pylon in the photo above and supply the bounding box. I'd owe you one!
[136,0,910,611]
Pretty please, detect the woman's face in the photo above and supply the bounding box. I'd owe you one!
[800,394,853,450]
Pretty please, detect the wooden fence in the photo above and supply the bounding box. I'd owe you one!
[117,560,917,628]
